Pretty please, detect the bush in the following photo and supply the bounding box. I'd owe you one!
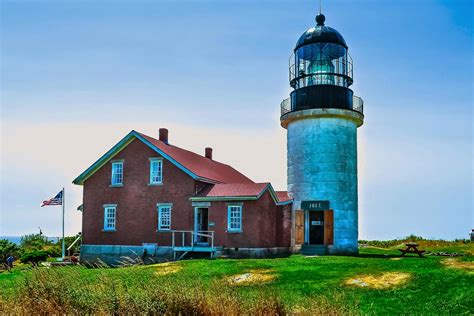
[19,234,51,253]
[359,235,467,249]
[0,239,18,262]
[44,246,61,257]
[20,250,49,265]
[57,234,82,255]
[405,234,425,242]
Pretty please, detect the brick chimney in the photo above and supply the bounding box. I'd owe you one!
[159,128,169,144]
[205,147,213,160]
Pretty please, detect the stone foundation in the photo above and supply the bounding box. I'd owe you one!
[80,244,173,266]
[81,244,292,265]
[219,247,291,258]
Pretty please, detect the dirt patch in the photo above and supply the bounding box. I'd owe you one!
[227,269,277,285]
[389,258,402,261]
[152,262,182,276]
[442,258,474,273]
[344,272,411,289]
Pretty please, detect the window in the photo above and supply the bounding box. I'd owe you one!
[103,205,116,231]
[227,205,242,232]
[149,158,163,184]
[111,161,123,185]
[158,204,172,230]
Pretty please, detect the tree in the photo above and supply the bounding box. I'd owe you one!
[0,239,19,262]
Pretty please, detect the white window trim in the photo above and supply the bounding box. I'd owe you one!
[227,204,243,233]
[157,203,172,231]
[110,160,124,186]
[149,158,163,185]
[103,204,117,231]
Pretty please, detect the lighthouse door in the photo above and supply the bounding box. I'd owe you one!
[295,211,305,245]
[308,211,325,244]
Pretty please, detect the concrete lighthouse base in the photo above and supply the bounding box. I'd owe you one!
[282,108,364,255]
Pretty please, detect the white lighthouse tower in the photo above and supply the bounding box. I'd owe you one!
[281,12,364,255]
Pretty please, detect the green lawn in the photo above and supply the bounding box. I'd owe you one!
[1,244,473,314]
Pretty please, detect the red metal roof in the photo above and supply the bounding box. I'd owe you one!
[138,132,253,184]
[195,183,269,198]
[192,183,293,205]
[275,191,292,203]
[73,130,292,204]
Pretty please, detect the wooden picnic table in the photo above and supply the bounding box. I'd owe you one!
[399,242,425,257]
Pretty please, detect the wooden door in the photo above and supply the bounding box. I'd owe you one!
[324,210,334,245]
[295,211,305,245]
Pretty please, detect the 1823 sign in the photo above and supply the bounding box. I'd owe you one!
[301,200,330,211]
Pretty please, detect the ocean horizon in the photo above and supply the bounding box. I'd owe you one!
[1,236,61,245]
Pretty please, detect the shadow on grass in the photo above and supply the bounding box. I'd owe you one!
[353,254,404,259]
[356,253,432,260]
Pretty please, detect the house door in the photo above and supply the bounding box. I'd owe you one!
[308,211,324,245]
[195,208,209,242]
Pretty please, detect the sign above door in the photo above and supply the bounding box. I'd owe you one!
[301,200,330,211]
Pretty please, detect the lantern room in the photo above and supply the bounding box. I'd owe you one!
[282,14,363,116]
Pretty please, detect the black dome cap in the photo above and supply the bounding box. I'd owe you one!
[295,14,348,50]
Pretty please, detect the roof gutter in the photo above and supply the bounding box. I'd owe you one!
[72,131,137,185]
[189,196,259,202]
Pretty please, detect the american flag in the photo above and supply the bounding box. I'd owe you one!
[41,190,63,207]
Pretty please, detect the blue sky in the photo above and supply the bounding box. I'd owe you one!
[1,0,472,240]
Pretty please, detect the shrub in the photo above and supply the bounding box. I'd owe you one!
[359,235,469,249]
[57,234,82,255]
[20,250,49,265]
[44,245,61,257]
[19,234,51,253]
[0,239,18,262]
[405,234,425,242]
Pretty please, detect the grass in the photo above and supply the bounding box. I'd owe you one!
[1,242,473,314]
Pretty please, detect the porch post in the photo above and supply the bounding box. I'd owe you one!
[194,207,199,242]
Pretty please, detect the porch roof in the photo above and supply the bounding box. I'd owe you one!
[191,183,293,205]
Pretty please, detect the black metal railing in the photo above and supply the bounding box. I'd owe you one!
[352,95,364,114]
[280,95,364,117]
[281,98,291,116]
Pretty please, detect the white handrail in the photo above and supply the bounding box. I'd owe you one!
[67,234,82,251]
[170,230,215,248]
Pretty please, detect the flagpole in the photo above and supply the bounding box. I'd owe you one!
[62,187,65,259]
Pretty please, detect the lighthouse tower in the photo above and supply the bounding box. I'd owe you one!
[280,12,364,255]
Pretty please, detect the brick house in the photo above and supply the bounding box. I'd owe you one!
[73,129,292,263]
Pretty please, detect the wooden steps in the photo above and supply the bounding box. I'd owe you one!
[171,231,217,260]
